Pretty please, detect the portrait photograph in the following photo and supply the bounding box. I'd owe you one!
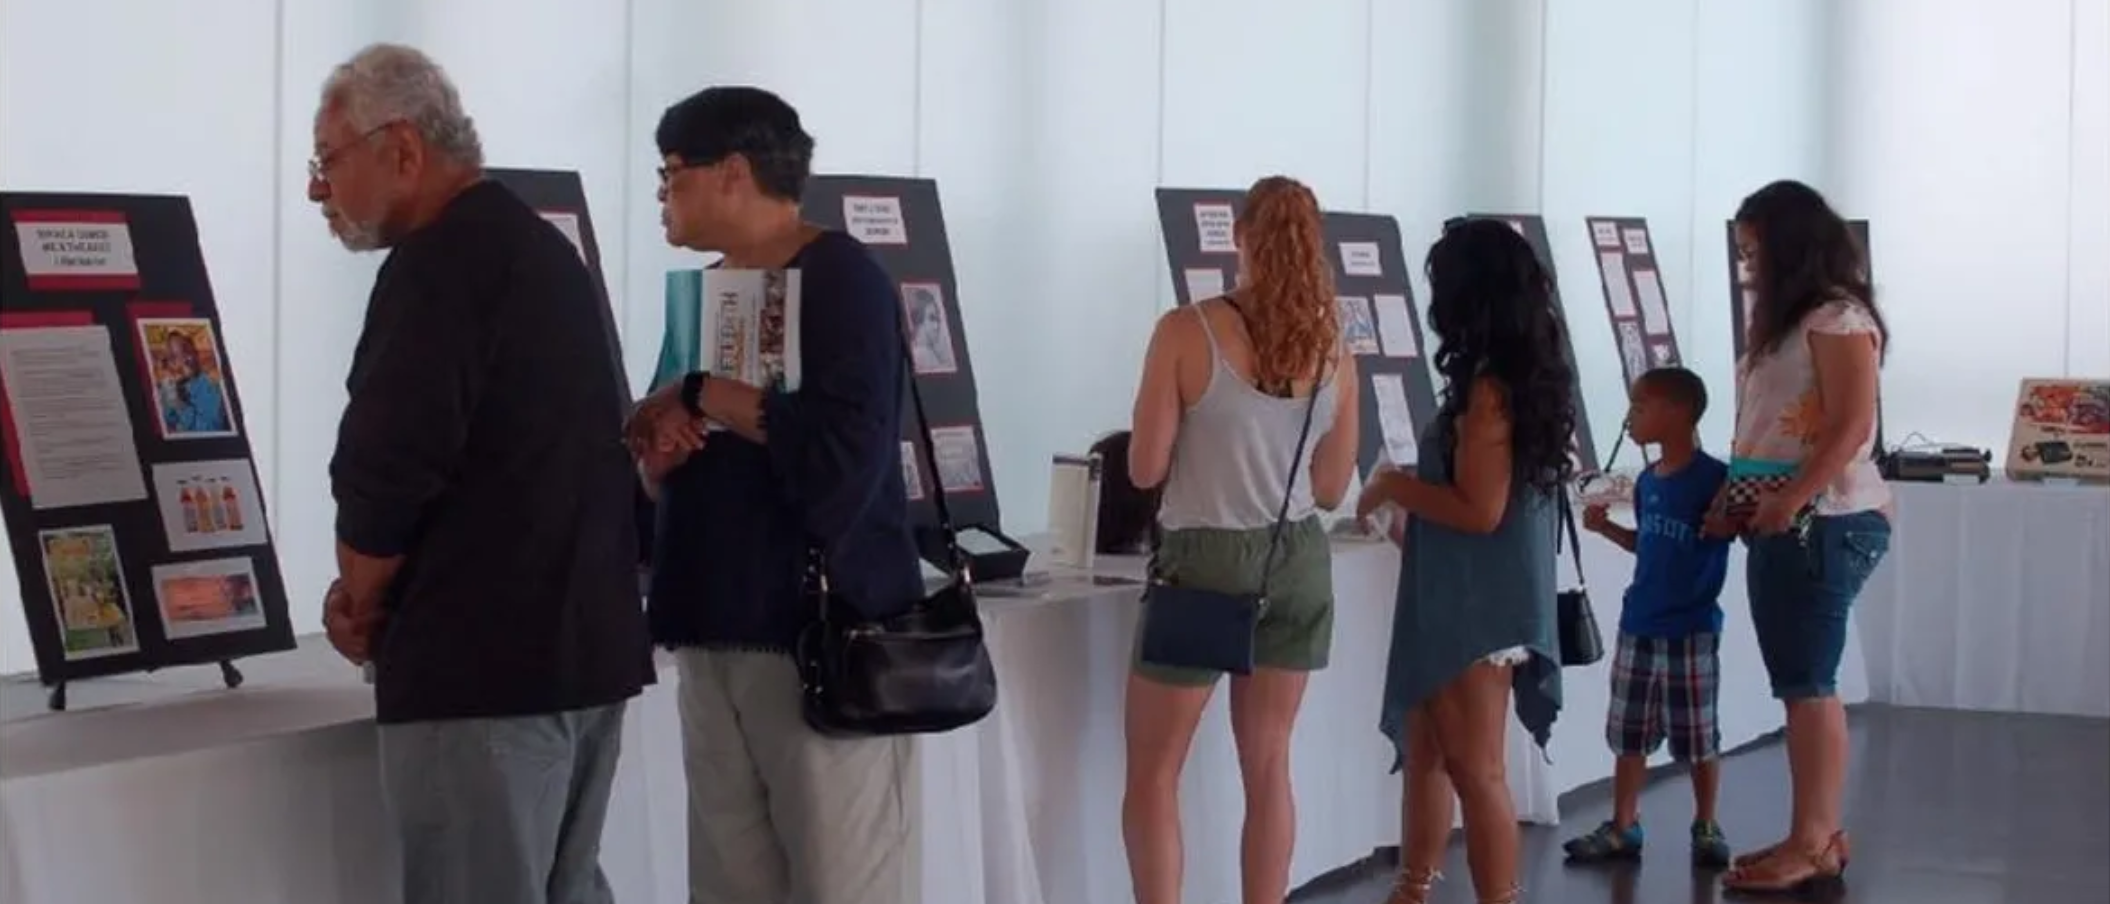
[901,281,959,375]
[136,317,237,440]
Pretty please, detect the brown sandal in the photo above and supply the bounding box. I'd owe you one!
[1384,868,1441,904]
[1732,833,1852,874]
[1723,832,1848,897]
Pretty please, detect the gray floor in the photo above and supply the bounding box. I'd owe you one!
[1289,705,2110,904]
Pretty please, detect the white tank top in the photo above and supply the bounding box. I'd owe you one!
[1156,303,1339,531]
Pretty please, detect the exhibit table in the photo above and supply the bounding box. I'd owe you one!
[1855,479,2110,718]
[0,533,1844,904]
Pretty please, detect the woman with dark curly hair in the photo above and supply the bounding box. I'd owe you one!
[1122,176,1361,904]
[1357,219,1575,904]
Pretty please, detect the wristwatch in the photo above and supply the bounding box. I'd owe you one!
[679,371,709,417]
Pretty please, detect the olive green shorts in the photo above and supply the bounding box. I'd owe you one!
[1132,516,1335,687]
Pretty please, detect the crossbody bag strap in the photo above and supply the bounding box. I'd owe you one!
[1554,488,1586,588]
[1256,362,1327,598]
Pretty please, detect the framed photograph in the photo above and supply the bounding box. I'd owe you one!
[135,317,237,440]
[150,557,266,640]
[37,525,139,660]
[900,281,960,375]
[929,424,985,493]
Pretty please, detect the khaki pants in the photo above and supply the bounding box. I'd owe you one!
[675,648,919,904]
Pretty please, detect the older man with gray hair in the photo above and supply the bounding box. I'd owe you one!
[310,43,651,904]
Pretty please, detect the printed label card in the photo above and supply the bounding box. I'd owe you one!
[10,209,141,291]
[843,195,909,245]
[1339,242,1383,277]
[537,210,588,263]
[1589,221,1620,248]
[1193,203,1237,254]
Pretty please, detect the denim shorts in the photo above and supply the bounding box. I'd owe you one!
[1745,509,1891,700]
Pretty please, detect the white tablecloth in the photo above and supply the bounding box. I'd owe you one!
[0,534,1833,904]
[1855,480,2110,718]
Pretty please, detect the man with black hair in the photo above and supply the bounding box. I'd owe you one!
[626,86,922,904]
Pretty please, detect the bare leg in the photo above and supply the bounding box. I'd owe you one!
[1121,672,1215,904]
[1611,755,1647,829]
[1428,663,1518,902]
[1390,707,1453,903]
[1227,668,1311,904]
[1784,695,1848,849]
[1691,758,1720,824]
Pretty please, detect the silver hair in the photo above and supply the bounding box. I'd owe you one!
[321,43,483,167]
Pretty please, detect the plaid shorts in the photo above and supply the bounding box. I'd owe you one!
[1605,631,1721,762]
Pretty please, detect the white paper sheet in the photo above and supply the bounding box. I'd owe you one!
[0,326,149,509]
[1338,297,1381,356]
[12,215,140,286]
[1184,268,1225,303]
[1193,203,1237,254]
[538,211,588,263]
[150,557,266,640]
[1622,227,1650,256]
[1046,454,1101,569]
[900,441,925,501]
[151,460,269,553]
[1632,268,1672,335]
[1370,294,1419,358]
[1339,242,1383,277]
[1589,221,1620,248]
[1371,374,1418,465]
[842,195,908,245]
[1597,252,1637,318]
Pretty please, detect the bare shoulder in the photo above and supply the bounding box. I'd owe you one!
[1461,376,1515,435]
[1150,302,1206,348]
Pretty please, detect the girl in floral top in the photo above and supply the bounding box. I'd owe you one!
[1717,180,1892,896]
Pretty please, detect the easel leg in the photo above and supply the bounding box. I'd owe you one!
[47,681,67,712]
[218,659,244,690]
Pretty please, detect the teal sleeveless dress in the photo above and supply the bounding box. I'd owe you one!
[1378,414,1563,767]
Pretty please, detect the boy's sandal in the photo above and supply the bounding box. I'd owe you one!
[1562,821,1643,862]
[1722,832,1848,897]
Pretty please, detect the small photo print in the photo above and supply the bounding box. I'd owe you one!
[1338,296,1381,356]
[901,282,959,375]
[1617,322,1649,382]
[930,425,985,493]
[38,525,139,660]
[151,460,269,553]
[1649,343,1677,366]
[151,557,265,640]
[901,440,925,500]
[137,317,236,440]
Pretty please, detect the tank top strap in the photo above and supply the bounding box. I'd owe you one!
[1189,301,1223,364]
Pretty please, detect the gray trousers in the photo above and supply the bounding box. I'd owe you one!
[378,701,628,904]
[676,649,917,904]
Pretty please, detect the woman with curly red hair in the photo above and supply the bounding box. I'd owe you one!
[1121,176,1361,904]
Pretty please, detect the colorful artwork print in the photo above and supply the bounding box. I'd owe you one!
[38,525,139,660]
[137,317,235,439]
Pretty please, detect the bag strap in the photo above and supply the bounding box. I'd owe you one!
[1554,488,1586,588]
[1222,298,1326,598]
[805,287,965,618]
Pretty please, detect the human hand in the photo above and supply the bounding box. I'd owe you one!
[625,384,706,456]
[323,579,383,665]
[1355,470,1401,521]
[1701,508,1738,539]
[1581,503,1611,534]
[1746,493,1800,537]
[637,441,693,483]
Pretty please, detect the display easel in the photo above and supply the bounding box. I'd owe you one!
[1463,213,1603,473]
[1,193,295,710]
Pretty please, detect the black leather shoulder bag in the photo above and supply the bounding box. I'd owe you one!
[1554,488,1606,667]
[793,331,997,737]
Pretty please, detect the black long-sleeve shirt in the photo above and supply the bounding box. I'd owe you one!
[646,231,922,652]
[333,180,652,724]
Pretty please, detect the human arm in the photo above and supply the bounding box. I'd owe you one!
[1308,352,1360,510]
[328,268,484,619]
[1751,320,1882,533]
[1355,377,1514,534]
[1584,502,1638,553]
[1127,310,1187,490]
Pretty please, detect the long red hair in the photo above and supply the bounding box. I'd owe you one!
[1235,176,1338,392]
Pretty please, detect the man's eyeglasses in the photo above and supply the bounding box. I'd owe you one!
[308,122,398,183]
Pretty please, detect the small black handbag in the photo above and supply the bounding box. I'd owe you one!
[1554,489,1606,668]
[1136,366,1324,675]
[793,336,997,737]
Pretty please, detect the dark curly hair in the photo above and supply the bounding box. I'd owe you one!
[1423,219,1578,494]
[1734,180,1886,361]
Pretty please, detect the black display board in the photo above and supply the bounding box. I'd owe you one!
[799,176,1003,536]
[1585,216,1685,386]
[0,193,294,704]
[488,168,632,412]
[1726,218,1880,450]
[1463,213,1602,473]
[1153,190,1441,474]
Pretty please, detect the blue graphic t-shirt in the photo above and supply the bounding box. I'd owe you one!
[1620,451,1731,638]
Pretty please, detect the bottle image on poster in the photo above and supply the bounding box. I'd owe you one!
[36,525,139,661]
[152,460,268,553]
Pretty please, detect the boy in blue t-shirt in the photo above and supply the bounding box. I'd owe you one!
[1562,367,1734,869]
